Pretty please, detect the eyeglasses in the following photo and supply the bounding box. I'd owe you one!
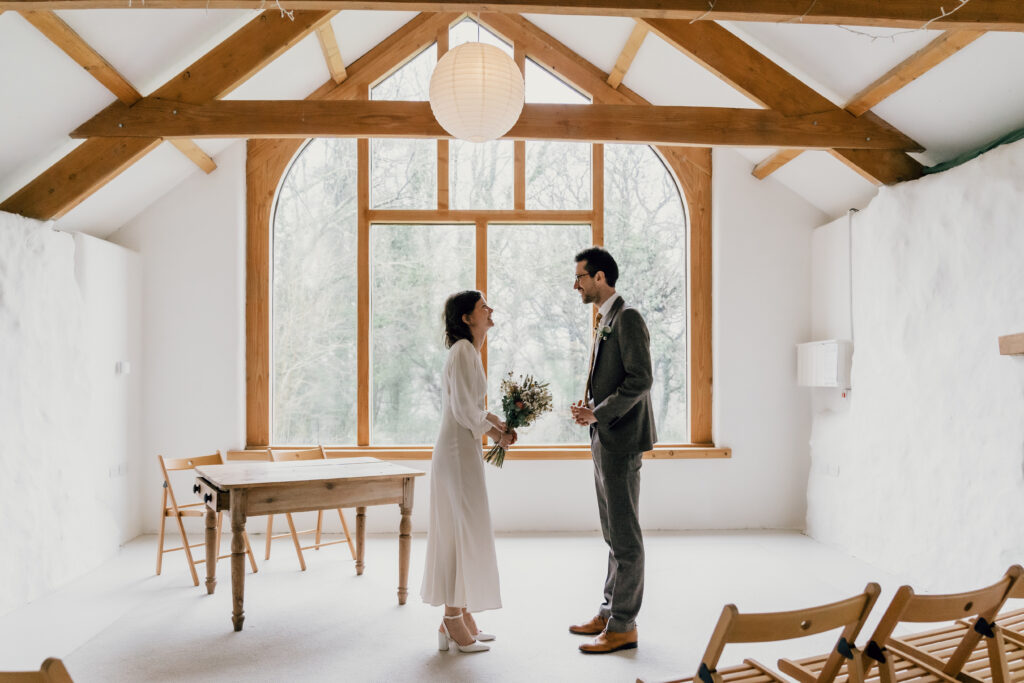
[574,272,592,284]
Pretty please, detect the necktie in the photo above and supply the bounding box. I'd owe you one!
[585,312,603,402]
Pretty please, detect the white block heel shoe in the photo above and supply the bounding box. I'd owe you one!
[438,615,490,653]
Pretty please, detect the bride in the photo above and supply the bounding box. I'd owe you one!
[420,290,516,654]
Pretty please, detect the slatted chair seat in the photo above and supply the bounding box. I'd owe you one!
[994,607,1024,631]
[650,659,791,683]
[782,567,1024,683]
[639,584,881,683]
[782,649,943,683]
[940,610,1024,682]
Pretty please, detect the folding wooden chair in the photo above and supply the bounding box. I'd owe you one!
[780,566,1023,683]
[0,657,74,682]
[933,567,1024,683]
[264,446,356,571]
[638,583,880,683]
[156,451,258,586]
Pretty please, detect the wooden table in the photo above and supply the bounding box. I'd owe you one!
[194,457,425,631]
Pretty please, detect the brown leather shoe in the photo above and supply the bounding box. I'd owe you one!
[569,615,607,635]
[579,628,638,654]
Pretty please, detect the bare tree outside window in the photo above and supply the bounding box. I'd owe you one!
[371,225,475,444]
[371,44,437,210]
[604,144,689,441]
[272,139,358,444]
[487,224,590,444]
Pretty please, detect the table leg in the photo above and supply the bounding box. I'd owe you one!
[204,506,217,595]
[355,506,366,576]
[398,503,412,605]
[230,489,248,632]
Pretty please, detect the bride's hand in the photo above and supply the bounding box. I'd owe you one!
[498,431,514,449]
[508,429,518,445]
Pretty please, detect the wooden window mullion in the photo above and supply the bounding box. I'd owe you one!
[357,133,370,446]
[437,28,450,211]
[514,45,526,211]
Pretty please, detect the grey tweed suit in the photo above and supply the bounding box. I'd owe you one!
[587,295,656,633]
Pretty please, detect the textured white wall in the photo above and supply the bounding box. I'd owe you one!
[110,143,825,536]
[0,212,141,616]
[807,139,1024,590]
[110,142,247,543]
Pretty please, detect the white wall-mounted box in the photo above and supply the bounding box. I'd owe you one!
[797,339,853,388]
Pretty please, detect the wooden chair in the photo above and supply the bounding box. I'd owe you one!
[0,657,74,682]
[156,451,258,586]
[934,568,1024,683]
[638,583,880,683]
[264,446,356,571]
[780,566,1023,683]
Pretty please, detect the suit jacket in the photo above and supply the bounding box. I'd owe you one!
[589,296,657,453]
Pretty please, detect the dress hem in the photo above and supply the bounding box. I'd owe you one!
[420,598,502,613]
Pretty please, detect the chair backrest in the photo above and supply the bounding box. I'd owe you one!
[158,451,224,512]
[0,657,74,682]
[159,451,224,474]
[865,565,1023,677]
[269,445,328,462]
[697,583,880,683]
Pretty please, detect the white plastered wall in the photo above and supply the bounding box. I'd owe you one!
[110,143,825,538]
[807,138,1024,590]
[0,212,141,616]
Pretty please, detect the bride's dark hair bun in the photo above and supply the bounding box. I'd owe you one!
[444,290,482,348]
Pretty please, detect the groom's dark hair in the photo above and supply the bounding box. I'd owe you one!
[575,247,619,287]
[443,290,483,348]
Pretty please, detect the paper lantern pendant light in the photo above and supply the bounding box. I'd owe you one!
[429,42,525,143]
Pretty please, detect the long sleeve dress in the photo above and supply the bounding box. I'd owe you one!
[420,339,502,612]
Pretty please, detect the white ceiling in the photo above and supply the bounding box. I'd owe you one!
[1,9,1022,238]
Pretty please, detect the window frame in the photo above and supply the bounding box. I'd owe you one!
[244,20,721,460]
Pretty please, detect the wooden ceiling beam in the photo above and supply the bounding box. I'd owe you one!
[72,98,922,150]
[315,19,347,83]
[480,13,639,106]
[2,1,1022,31]
[606,21,647,89]
[752,28,983,180]
[845,29,985,116]
[641,17,924,184]
[20,10,141,104]
[20,10,217,174]
[751,148,803,180]
[1,9,335,219]
[312,11,457,100]
[168,139,217,173]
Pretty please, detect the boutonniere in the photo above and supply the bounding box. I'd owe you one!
[597,325,612,341]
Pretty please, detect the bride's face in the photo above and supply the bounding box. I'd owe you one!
[463,297,495,337]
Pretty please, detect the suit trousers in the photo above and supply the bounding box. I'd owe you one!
[591,429,644,632]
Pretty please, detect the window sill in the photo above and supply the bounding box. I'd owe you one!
[230,444,730,461]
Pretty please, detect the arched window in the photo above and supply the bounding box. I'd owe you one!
[261,17,703,454]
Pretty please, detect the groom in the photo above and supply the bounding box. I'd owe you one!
[569,247,656,654]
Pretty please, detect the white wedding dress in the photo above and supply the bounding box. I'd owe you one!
[420,339,502,612]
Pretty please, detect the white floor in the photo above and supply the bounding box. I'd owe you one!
[0,532,910,683]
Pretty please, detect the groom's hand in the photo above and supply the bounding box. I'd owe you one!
[571,401,597,426]
[575,407,597,425]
